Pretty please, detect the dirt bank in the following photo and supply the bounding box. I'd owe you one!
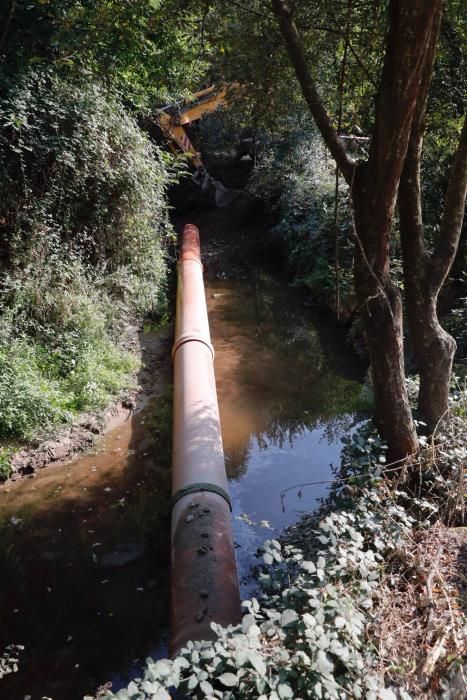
[7,324,172,482]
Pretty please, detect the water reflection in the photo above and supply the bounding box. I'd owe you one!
[206,269,366,593]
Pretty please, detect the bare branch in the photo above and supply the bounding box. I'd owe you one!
[430,113,467,290]
[270,0,355,184]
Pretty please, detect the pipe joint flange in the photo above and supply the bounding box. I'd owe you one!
[179,256,203,269]
[172,333,215,360]
[171,482,232,511]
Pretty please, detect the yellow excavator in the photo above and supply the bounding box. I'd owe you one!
[156,83,242,207]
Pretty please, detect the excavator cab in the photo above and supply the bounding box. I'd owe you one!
[157,84,242,207]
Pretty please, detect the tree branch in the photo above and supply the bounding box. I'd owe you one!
[399,4,442,268]
[224,0,271,20]
[270,0,355,184]
[295,21,377,87]
[430,113,467,290]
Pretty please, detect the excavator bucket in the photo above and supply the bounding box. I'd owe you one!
[194,168,242,208]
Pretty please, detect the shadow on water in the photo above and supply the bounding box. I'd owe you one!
[0,331,173,700]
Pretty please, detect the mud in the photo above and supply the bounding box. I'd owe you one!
[8,326,172,481]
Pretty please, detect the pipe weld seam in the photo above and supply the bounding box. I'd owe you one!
[179,256,203,269]
[172,335,214,360]
[171,482,232,511]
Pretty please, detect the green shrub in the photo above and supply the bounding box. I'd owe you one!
[0,340,70,438]
[247,121,354,309]
[0,242,139,438]
[0,68,175,439]
[0,68,175,316]
[0,448,12,482]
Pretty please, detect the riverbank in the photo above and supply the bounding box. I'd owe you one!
[2,324,172,483]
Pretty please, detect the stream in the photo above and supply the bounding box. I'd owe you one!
[0,257,366,700]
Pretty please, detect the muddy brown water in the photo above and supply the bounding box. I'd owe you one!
[0,264,366,699]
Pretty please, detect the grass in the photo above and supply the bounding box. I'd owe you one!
[0,264,140,442]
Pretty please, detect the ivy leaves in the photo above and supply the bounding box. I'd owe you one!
[106,453,414,699]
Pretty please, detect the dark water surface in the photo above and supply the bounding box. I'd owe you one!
[0,265,365,699]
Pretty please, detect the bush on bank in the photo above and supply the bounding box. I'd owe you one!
[0,68,175,443]
[246,122,355,315]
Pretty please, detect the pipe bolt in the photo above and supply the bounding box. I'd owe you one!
[196,606,208,622]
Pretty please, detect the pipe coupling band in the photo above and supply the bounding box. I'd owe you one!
[171,482,232,511]
[172,333,215,360]
[179,256,203,269]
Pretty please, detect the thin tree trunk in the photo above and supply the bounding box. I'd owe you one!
[399,2,467,426]
[352,163,418,460]
[334,0,352,320]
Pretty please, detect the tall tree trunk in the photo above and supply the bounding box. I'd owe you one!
[352,163,417,458]
[271,0,442,460]
[400,7,467,427]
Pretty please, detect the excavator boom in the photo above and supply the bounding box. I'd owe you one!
[156,84,242,206]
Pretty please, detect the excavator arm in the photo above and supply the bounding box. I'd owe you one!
[157,83,239,173]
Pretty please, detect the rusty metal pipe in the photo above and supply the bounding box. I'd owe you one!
[170,224,241,657]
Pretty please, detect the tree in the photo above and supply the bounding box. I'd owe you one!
[269,0,467,459]
[400,88,467,426]
[0,0,206,108]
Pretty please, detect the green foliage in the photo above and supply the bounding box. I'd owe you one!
[248,121,354,310]
[0,69,176,440]
[0,448,12,482]
[0,644,24,680]
[0,260,138,438]
[0,69,174,314]
[0,0,207,109]
[0,0,199,445]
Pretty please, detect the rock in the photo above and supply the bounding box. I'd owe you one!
[121,394,137,410]
[99,542,144,567]
[44,438,73,461]
[78,417,101,434]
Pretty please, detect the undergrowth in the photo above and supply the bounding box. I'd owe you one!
[246,119,355,315]
[0,645,24,680]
